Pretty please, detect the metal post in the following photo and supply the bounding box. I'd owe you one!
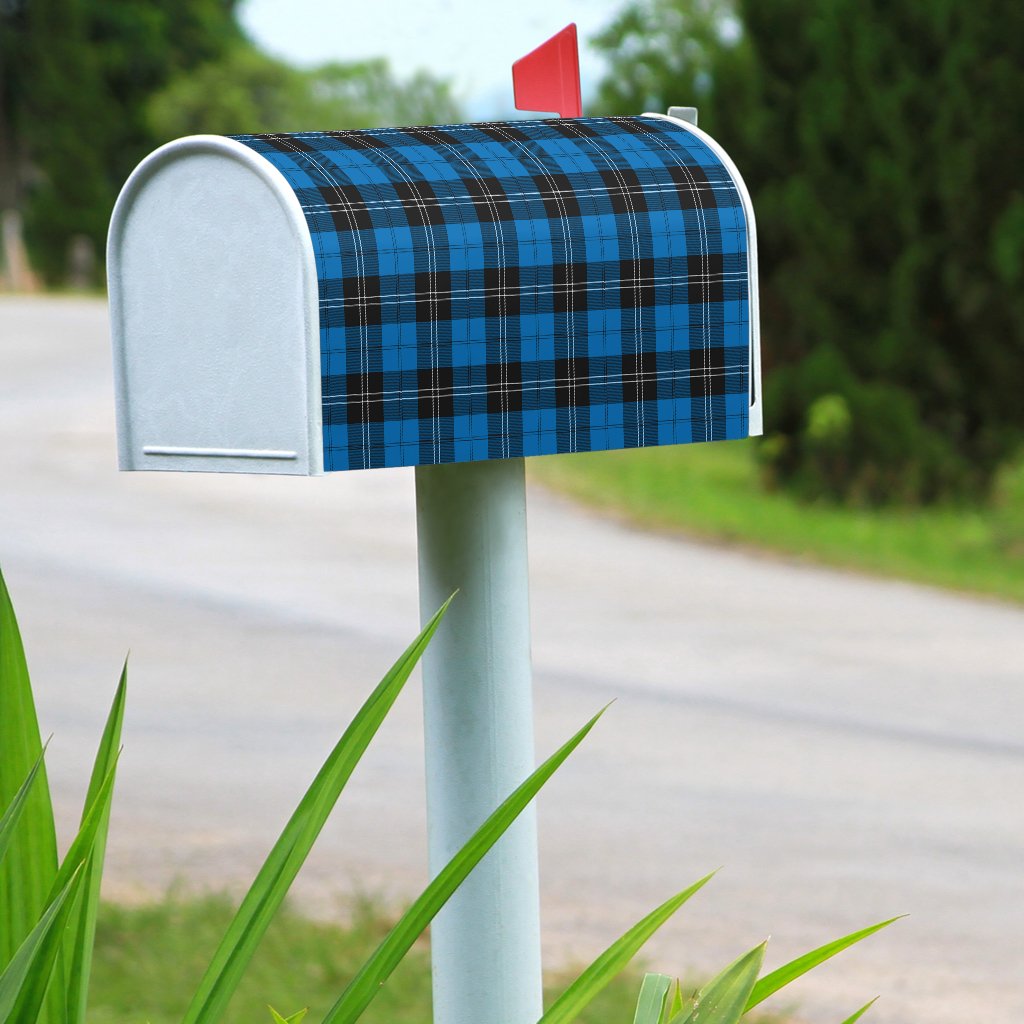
[415,457,543,1024]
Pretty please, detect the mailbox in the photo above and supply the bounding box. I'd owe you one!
[108,112,760,475]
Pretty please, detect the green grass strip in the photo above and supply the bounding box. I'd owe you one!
[532,443,1024,603]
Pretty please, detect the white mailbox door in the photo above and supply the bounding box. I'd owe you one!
[108,136,322,475]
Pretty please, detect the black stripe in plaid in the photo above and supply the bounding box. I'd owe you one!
[234,116,753,471]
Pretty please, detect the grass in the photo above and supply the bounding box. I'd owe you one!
[530,441,1024,604]
[86,895,646,1024]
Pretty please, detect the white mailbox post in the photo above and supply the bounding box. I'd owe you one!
[107,28,760,1024]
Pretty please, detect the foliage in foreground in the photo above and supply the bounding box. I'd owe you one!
[88,893,890,1024]
[86,894,878,1024]
[595,0,1024,505]
[629,968,877,1024]
[0,565,895,1023]
[535,890,896,1024]
[0,568,593,1024]
[86,894,638,1024]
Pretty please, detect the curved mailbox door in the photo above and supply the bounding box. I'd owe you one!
[108,136,323,475]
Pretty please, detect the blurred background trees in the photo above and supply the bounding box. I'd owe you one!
[1,0,1021,510]
[595,0,1024,504]
[0,0,462,287]
[146,50,463,141]
[1,0,244,283]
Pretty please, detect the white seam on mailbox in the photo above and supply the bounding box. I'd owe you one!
[142,446,298,459]
[643,111,763,437]
[304,179,736,213]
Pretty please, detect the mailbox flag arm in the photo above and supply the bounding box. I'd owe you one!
[512,24,582,118]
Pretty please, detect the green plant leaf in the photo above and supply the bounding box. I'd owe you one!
[0,567,59,1005]
[633,973,672,1024]
[49,761,119,906]
[12,760,119,1022]
[839,997,878,1024]
[321,708,607,1024]
[182,598,453,1024]
[0,867,85,1024]
[669,943,765,1024]
[0,750,46,870]
[66,662,127,1024]
[269,1008,308,1024]
[666,980,684,1022]
[745,918,902,1012]
[539,873,714,1024]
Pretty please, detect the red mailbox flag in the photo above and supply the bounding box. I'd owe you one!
[512,24,582,118]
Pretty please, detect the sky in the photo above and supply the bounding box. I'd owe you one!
[239,0,626,119]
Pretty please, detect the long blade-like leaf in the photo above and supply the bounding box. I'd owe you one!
[321,708,607,1024]
[667,980,685,1022]
[539,873,715,1024]
[13,762,119,1021]
[633,974,672,1024]
[48,762,119,903]
[183,599,453,1024]
[66,663,127,1024]
[840,997,878,1023]
[671,943,765,1024]
[745,918,901,1012]
[0,750,46,869]
[0,867,84,1024]
[0,568,59,1009]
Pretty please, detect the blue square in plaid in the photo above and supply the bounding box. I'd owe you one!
[234,116,754,472]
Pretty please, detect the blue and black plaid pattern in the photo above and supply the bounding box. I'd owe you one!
[234,116,752,471]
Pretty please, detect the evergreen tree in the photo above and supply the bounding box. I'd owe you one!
[1,0,242,283]
[146,48,464,140]
[595,0,1024,503]
[0,1,464,287]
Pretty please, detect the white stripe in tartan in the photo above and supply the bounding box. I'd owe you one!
[234,115,754,471]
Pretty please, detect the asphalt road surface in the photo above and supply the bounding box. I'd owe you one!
[1,297,1022,1022]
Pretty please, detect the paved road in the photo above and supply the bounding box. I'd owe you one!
[1,297,1022,1022]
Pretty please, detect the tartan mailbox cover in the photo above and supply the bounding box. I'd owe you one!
[108,113,760,476]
